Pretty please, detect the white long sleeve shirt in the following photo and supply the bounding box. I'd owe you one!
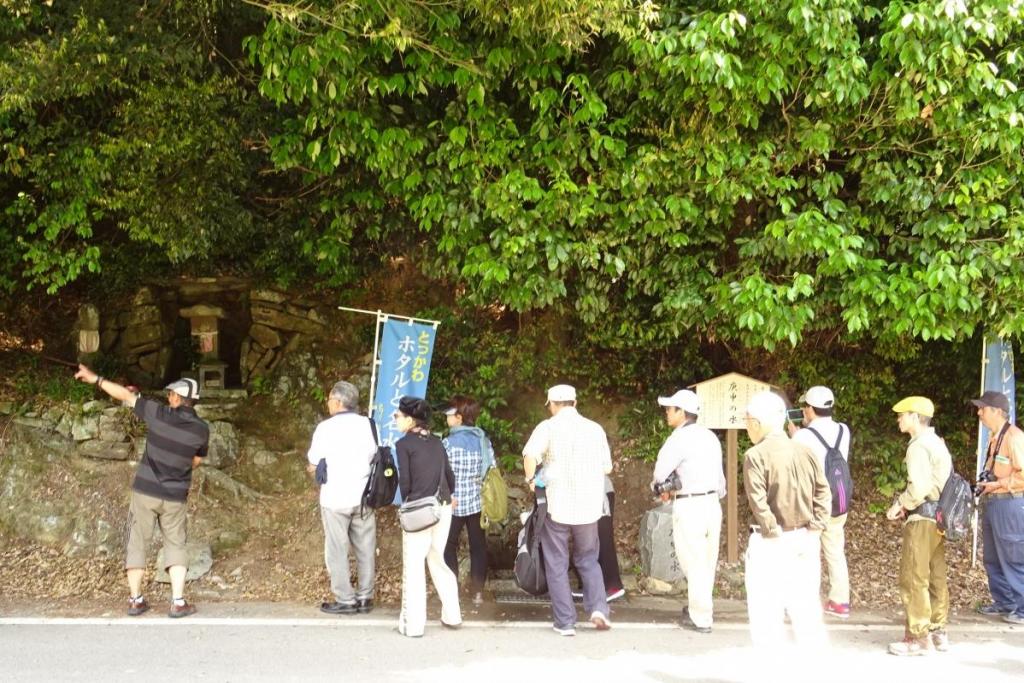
[652,422,726,497]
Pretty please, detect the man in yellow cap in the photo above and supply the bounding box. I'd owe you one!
[886,396,952,656]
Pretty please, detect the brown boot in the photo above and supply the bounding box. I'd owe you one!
[888,634,935,656]
[127,596,150,617]
[168,600,197,619]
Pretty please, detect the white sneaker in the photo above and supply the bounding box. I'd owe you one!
[590,611,611,631]
[553,625,576,636]
[607,588,625,602]
[570,590,583,599]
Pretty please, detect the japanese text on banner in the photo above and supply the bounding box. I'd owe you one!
[371,319,437,451]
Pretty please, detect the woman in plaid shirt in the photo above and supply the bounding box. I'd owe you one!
[441,395,496,606]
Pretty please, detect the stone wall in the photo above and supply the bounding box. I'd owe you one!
[0,394,275,568]
[100,286,174,388]
[241,290,327,383]
[2,398,248,469]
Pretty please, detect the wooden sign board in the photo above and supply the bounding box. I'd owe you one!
[688,371,773,563]
[691,372,772,430]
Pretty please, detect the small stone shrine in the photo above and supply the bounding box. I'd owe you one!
[179,304,227,391]
[95,278,328,390]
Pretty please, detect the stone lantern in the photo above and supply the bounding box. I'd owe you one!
[76,304,101,363]
[179,304,227,391]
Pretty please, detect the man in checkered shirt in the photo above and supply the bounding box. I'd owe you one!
[523,384,613,636]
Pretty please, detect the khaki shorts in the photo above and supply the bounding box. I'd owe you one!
[125,491,188,570]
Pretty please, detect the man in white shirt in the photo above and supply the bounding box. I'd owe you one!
[523,384,613,636]
[789,385,852,619]
[306,381,378,615]
[651,389,725,633]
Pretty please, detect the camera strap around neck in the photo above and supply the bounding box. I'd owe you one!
[986,422,1011,470]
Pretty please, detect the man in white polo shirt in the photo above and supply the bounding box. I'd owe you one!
[789,385,852,619]
[523,384,613,636]
[651,389,725,633]
[306,380,378,615]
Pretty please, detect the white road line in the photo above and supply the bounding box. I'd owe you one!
[0,617,1018,633]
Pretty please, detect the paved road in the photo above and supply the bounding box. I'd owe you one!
[1,607,1022,682]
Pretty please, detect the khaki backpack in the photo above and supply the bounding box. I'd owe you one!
[479,466,508,530]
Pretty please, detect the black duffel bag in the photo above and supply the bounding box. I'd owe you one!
[514,489,548,596]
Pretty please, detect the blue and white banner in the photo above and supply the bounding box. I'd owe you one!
[370,318,438,450]
[977,337,1016,476]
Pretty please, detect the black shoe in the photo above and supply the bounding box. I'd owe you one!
[356,598,373,614]
[320,601,358,615]
[977,603,1012,616]
[681,609,711,634]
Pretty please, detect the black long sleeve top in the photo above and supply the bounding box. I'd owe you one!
[396,430,455,503]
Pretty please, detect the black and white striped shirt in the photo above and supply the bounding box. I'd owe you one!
[132,397,209,502]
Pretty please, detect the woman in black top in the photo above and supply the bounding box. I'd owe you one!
[393,396,461,637]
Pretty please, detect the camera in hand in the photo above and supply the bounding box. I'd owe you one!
[974,469,996,497]
[787,407,804,425]
[652,471,682,496]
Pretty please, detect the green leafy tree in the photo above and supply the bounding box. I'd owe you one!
[0,0,266,293]
[248,0,1024,351]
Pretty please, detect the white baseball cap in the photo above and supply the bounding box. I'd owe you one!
[798,386,835,409]
[165,377,200,400]
[657,389,700,414]
[546,384,577,403]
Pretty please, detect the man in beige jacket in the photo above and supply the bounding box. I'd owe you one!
[886,396,952,656]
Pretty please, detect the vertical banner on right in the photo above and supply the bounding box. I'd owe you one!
[977,338,1016,477]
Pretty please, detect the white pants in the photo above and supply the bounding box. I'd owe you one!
[820,513,849,604]
[745,528,827,648]
[399,504,461,636]
[672,495,722,628]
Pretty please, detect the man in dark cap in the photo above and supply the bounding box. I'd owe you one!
[75,365,209,618]
[972,390,1024,625]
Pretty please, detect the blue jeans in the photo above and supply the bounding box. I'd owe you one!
[982,497,1024,615]
[539,518,608,629]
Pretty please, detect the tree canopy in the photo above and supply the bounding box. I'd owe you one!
[3,1,1023,352]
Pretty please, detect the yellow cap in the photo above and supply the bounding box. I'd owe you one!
[892,396,935,417]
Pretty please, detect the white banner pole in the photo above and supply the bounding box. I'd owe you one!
[337,305,440,326]
[972,335,988,567]
[336,306,441,418]
[367,312,384,420]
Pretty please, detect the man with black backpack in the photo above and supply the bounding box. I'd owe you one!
[306,381,379,615]
[789,385,853,620]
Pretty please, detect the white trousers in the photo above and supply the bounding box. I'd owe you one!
[745,528,827,648]
[672,495,722,628]
[399,504,461,636]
